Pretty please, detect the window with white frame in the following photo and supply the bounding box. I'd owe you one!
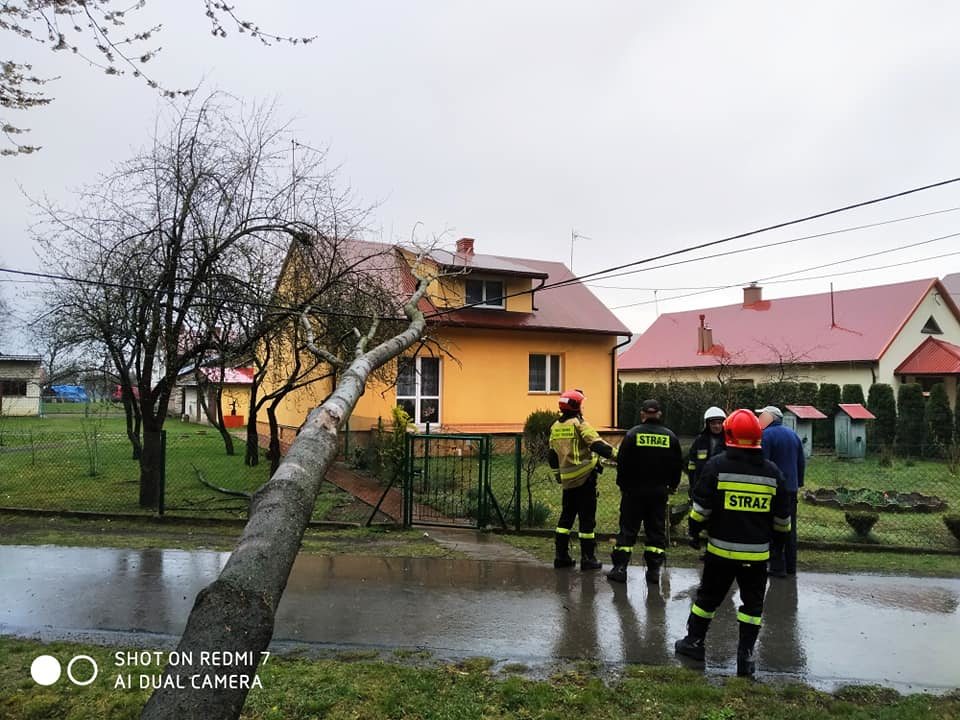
[397,356,441,425]
[528,354,561,393]
[465,278,504,308]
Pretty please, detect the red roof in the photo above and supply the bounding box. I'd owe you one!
[785,405,827,420]
[837,403,876,420]
[620,278,958,370]
[429,257,630,335]
[895,336,960,375]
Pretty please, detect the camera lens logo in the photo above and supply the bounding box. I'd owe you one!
[31,655,99,686]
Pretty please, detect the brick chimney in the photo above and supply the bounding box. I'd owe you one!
[456,237,475,255]
[697,314,714,353]
[743,282,762,307]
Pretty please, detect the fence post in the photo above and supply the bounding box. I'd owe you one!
[158,429,166,517]
[514,434,522,531]
[403,432,412,528]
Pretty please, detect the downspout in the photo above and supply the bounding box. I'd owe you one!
[611,333,634,427]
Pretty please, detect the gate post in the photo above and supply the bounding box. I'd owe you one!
[403,432,412,527]
[513,434,522,530]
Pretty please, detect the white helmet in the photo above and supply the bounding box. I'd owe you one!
[703,406,726,422]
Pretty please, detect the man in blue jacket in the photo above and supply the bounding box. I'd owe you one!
[759,406,805,577]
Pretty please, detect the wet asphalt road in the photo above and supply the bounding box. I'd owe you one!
[1,545,958,694]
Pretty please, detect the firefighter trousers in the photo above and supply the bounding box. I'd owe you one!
[557,474,598,536]
[693,554,767,623]
[613,489,667,564]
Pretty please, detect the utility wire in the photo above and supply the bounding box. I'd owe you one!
[583,205,960,290]
[425,176,960,317]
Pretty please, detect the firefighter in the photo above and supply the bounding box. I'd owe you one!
[674,409,792,677]
[685,406,727,499]
[548,389,617,570]
[607,399,683,584]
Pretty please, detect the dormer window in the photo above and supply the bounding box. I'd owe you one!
[465,278,504,308]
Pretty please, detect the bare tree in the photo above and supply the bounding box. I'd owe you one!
[2,1,313,154]
[140,267,433,720]
[31,93,354,507]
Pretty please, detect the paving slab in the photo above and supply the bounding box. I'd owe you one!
[1,545,958,694]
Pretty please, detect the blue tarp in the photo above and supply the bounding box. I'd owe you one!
[49,385,89,402]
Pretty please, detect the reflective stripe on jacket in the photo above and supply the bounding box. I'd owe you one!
[690,447,792,561]
[549,416,601,489]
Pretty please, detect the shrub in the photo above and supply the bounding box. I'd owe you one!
[841,383,866,406]
[796,382,819,407]
[522,409,558,527]
[845,511,879,538]
[816,383,841,449]
[619,383,638,429]
[923,383,953,457]
[867,383,896,448]
[943,514,960,543]
[896,383,925,457]
[528,500,552,527]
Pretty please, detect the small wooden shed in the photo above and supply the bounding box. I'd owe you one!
[784,405,827,459]
[835,403,876,459]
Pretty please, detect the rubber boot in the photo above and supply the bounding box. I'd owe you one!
[580,538,602,571]
[674,613,711,662]
[644,551,664,584]
[736,622,761,677]
[606,549,630,583]
[553,533,576,569]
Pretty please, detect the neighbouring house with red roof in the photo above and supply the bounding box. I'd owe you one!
[175,365,255,427]
[618,277,960,406]
[265,237,631,433]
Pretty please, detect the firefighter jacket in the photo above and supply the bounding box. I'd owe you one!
[615,419,683,496]
[548,415,615,490]
[685,429,725,486]
[689,446,792,562]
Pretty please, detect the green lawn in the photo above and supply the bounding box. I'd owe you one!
[2,637,957,720]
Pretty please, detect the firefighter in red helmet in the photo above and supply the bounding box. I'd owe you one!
[547,389,617,570]
[674,408,792,677]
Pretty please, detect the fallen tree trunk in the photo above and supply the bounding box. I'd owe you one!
[141,277,429,720]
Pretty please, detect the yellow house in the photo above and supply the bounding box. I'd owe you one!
[268,237,631,434]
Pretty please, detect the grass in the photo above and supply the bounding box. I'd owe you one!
[2,636,957,720]
[0,513,461,558]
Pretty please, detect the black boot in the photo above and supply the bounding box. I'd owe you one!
[580,538,602,571]
[606,549,630,583]
[644,551,664,584]
[553,532,575,569]
[736,622,761,677]
[674,613,711,662]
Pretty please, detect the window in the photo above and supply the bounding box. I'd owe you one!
[529,354,561,393]
[921,315,943,335]
[465,278,504,308]
[397,356,441,425]
[0,381,27,396]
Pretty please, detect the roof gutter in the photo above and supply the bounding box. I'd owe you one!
[530,276,547,311]
[611,333,633,427]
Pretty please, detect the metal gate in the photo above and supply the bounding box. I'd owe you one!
[403,433,519,528]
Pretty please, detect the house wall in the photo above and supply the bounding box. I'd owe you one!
[0,360,42,417]
[179,385,253,425]
[270,328,620,432]
[619,362,876,391]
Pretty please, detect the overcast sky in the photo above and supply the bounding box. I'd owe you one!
[3,1,960,352]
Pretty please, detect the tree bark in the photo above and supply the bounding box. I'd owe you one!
[140,277,429,720]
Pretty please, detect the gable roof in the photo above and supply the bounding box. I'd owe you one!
[785,404,828,420]
[620,278,959,371]
[895,336,960,375]
[837,403,876,420]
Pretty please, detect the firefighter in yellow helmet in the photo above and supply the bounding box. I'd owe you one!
[547,389,617,570]
[675,409,792,677]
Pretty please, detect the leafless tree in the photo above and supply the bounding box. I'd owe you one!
[2,1,313,154]
[30,92,356,507]
[140,265,434,720]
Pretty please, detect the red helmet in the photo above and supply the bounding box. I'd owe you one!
[723,408,762,449]
[558,389,585,413]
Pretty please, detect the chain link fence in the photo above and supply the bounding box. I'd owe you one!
[3,415,959,553]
